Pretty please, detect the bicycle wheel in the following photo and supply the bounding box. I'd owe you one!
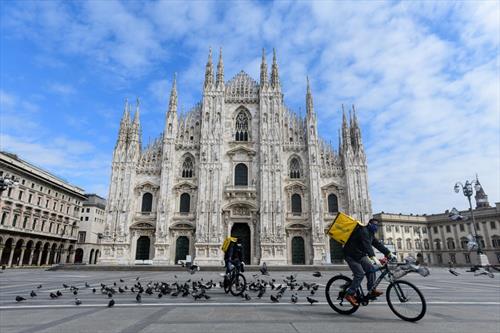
[230,273,246,296]
[325,275,359,315]
[386,280,426,322]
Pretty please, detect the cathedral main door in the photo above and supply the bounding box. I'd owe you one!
[291,236,305,264]
[135,236,151,260]
[175,236,190,264]
[230,223,251,264]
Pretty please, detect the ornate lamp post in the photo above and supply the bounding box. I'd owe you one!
[454,179,489,266]
[0,175,19,196]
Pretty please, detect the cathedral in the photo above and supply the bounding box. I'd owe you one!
[100,49,372,266]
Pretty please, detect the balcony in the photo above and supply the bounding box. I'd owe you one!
[224,185,257,199]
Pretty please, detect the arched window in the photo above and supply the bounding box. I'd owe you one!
[424,239,429,249]
[141,193,153,212]
[291,194,302,214]
[491,236,500,248]
[406,238,412,250]
[235,111,249,141]
[447,238,455,250]
[234,163,248,186]
[460,237,468,249]
[0,212,7,225]
[434,239,441,250]
[180,193,190,213]
[386,237,393,245]
[289,158,300,178]
[182,156,194,178]
[328,194,339,213]
[396,238,402,250]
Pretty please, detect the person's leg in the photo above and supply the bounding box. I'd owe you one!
[360,256,376,290]
[345,256,365,294]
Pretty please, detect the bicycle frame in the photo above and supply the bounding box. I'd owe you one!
[354,264,406,305]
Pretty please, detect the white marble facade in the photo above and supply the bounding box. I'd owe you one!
[100,49,372,265]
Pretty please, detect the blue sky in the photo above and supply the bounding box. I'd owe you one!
[0,1,498,214]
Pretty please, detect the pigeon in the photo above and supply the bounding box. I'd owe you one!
[63,283,69,289]
[15,296,26,302]
[260,262,269,276]
[449,269,460,276]
[30,290,37,297]
[306,296,318,305]
[56,290,63,297]
[291,294,298,304]
[120,279,125,283]
[85,282,90,288]
[136,276,140,281]
[92,288,96,293]
[136,293,142,303]
[108,299,115,307]
[73,290,78,296]
[37,284,42,289]
[118,287,125,293]
[312,271,322,278]
[257,288,266,298]
[270,294,280,303]
[244,293,251,301]
[75,298,82,305]
[49,292,58,299]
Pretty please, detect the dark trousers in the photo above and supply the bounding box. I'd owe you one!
[345,255,376,294]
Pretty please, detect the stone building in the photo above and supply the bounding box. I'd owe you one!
[0,152,86,267]
[75,194,106,265]
[373,185,499,266]
[100,49,372,265]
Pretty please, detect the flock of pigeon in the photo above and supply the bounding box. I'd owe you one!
[448,263,498,278]
[14,264,324,307]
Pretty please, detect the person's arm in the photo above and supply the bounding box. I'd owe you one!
[372,237,391,256]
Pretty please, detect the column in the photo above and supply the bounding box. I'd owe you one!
[37,250,43,266]
[19,246,26,266]
[58,247,66,264]
[28,250,35,265]
[7,246,15,267]
[69,249,75,264]
[0,245,4,263]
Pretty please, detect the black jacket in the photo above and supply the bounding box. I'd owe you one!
[343,225,391,260]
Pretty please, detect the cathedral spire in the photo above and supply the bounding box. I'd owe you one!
[133,97,140,126]
[168,73,178,113]
[271,48,280,89]
[306,76,314,116]
[260,48,268,87]
[341,104,350,150]
[216,47,224,88]
[204,47,214,89]
[116,98,130,147]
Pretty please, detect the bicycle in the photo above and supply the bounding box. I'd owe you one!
[223,261,246,296]
[325,258,427,322]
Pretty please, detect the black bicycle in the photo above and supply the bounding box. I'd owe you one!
[223,262,246,296]
[325,259,427,322]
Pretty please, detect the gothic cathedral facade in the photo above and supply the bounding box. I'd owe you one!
[100,49,372,265]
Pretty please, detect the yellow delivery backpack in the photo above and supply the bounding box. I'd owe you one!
[221,236,238,253]
[328,212,363,245]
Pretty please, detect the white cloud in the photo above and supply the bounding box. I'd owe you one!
[49,82,76,95]
[2,1,499,213]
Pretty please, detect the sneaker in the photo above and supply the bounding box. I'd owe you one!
[368,289,383,298]
[344,294,359,306]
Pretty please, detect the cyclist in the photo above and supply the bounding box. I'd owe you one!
[224,238,244,274]
[343,218,395,306]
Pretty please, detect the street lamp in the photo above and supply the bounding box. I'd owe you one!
[454,178,489,266]
[0,175,19,195]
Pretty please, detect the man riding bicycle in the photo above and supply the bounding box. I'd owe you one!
[343,218,395,306]
[223,237,244,274]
